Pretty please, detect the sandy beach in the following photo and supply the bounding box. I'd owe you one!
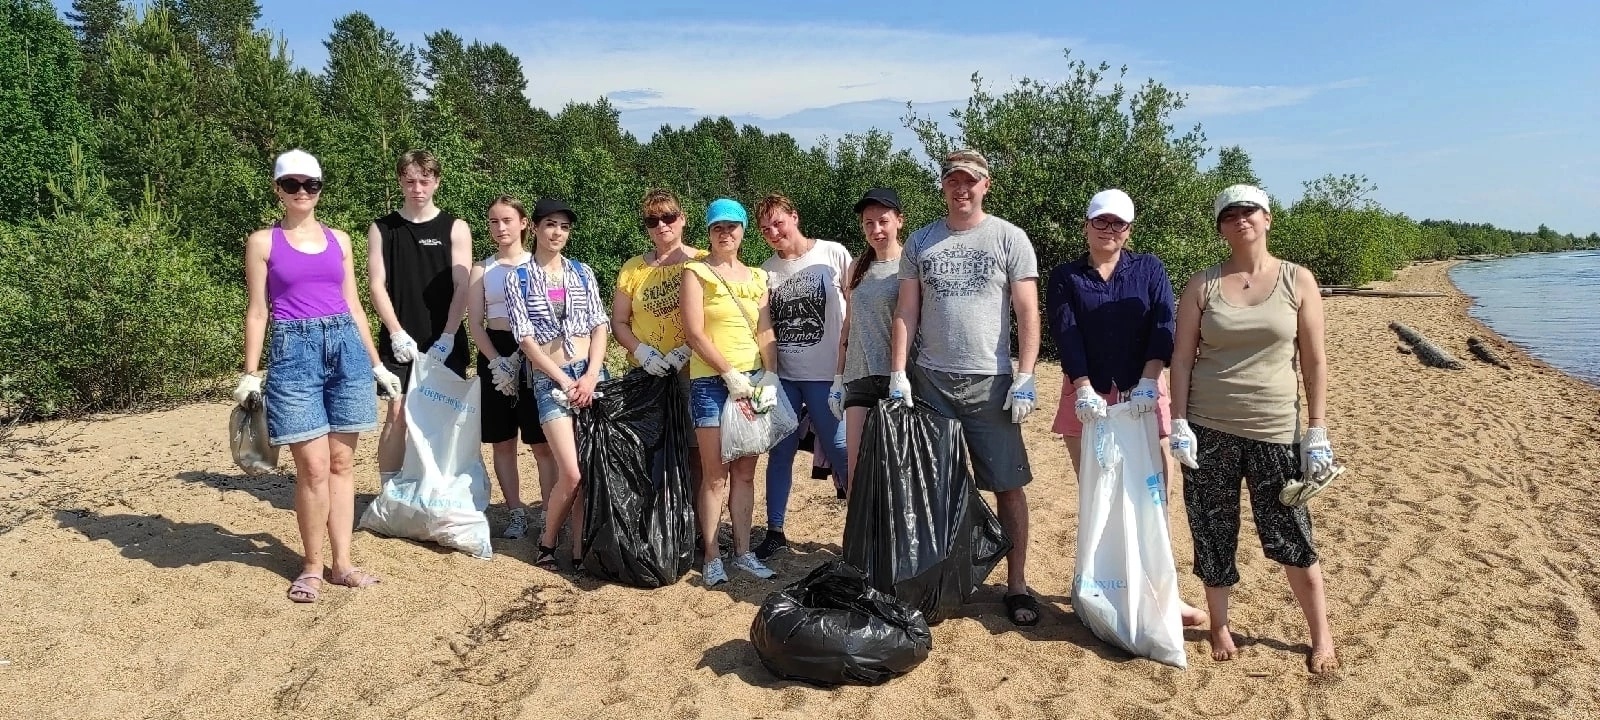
[2,259,1598,719]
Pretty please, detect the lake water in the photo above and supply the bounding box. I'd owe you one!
[1449,250,1600,386]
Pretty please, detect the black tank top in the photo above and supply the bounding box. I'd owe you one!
[375,210,469,367]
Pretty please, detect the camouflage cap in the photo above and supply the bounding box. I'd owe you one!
[940,149,990,181]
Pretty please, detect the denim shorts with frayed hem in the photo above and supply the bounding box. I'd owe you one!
[264,313,379,446]
[531,358,610,425]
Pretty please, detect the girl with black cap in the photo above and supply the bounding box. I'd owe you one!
[505,198,610,574]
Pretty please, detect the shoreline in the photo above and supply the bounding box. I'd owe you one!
[1,258,1599,718]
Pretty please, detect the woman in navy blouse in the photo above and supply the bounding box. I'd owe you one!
[1045,188,1206,627]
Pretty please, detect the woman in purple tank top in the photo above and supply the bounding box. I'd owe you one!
[233,149,403,603]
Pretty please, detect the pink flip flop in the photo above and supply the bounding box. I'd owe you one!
[330,568,381,588]
[287,573,322,603]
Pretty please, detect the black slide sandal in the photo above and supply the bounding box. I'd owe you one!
[1005,593,1042,626]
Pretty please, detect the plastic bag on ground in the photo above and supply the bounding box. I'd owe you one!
[577,369,695,587]
[841,400,1011,624]
[750,560,932,687]
[228,394,279,475]
[1071,404,1187,668]
[719,371,798,463]
[358,355,492,558]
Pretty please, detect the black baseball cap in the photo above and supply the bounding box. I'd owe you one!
[532,197,577,223]
[853,187,902,214]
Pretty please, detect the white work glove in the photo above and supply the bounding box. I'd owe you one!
[1169,419,1199,469]
[1073,384,1108,424]
[1301,426,1335,479]
[426,333,455,361]
[374,365,403,398]
[548,386,572,409]
[489,354,520,397]
[827,375,846,419]
[721,370,754,400]
[887,370,913,408]
[1128,378,1159,415]
[232,373,262,405]
[1002,373,1037,423]
[633,343,673,376]
[665,345,692,372]
[389,331,418,363]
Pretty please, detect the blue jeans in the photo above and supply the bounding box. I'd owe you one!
[264,313,379,446]
[531,358,608,425]
[764,379,848,530]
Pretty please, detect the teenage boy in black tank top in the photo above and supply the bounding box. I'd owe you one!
[367,150,473,477]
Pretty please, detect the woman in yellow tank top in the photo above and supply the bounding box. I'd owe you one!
[681,198,779,587]
[1168,185,1342,674]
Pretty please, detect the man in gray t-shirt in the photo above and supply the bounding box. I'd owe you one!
[889,148,1044,626]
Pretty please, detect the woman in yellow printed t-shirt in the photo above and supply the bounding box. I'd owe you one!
[681,198,778,588]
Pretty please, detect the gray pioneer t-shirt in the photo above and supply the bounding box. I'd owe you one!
[899,215,1038,376]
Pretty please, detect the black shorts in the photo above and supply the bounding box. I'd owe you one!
[379,327,470,394]
[843,375,891,410]
[476,328,546,445]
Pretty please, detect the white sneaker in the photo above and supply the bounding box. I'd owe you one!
[702,558,729,587]
[731,551,776,580]
[501,507,529,539]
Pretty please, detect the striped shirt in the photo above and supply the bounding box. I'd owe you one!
[505,256,607,358]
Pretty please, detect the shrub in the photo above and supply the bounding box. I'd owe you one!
[0,211,242,419]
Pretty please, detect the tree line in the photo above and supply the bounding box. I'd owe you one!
[2,0,1595,420]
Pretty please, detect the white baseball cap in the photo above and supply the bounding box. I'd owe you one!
[1213,184,1270,222]
[273,149,322,180]
[1086,189,1135,222]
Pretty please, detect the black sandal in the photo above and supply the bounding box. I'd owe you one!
[1005,593,1042,627]
[533,544,560,571]
[569,557,586,575]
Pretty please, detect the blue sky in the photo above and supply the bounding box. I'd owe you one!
[73,1,1599,234]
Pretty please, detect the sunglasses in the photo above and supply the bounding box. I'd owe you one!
[276,178,324,195]
[643,212,681,229]
[1089,217,1131,232]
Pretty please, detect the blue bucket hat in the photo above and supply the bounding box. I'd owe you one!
[705,198,748,227]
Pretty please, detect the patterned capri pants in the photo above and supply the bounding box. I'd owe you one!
[1181,422,1319,587]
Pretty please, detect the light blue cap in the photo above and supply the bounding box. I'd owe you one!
[705,198,748,227]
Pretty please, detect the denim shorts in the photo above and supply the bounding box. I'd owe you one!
[689,371,759,428]
[264,313,379,446]
[531,358,609,425]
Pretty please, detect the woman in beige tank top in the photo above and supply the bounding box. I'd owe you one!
[1167,185,1342,674]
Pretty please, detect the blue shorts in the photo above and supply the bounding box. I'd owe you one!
[532,358,610,425]
[264,313,379,446]
[689,371,759,428]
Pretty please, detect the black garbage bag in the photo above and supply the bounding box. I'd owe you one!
[750,560,932,687]
[576,369,695,587]
[841,400,1012,624]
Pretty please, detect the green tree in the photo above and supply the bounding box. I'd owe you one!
[0,0,98,222]
[1208,145,1261,190]
[317,12,422,223]
[905,54,1217,292]
[170,0,259,64]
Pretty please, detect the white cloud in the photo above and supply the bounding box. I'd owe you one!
[460,20,1150,119]
[1177,79,1366,117]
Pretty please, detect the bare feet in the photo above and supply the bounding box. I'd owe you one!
[1180,602,1209,627]
[1209,625,1239,661]
[1309,646,1341,674]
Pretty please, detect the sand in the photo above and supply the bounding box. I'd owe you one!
[3,260,1599,719]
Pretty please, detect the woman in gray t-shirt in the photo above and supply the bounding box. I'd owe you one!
[830,188,908,489]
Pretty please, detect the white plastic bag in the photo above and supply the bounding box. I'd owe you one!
[719,371,798,463]
[359,355,493,558]
[1071,404,1187,668]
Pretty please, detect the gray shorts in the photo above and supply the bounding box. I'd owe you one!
[910,364,1032,493]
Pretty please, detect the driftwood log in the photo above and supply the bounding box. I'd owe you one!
[1467,336,1511,369]
[1389,322,1464,369]
[1321,288,1446,298]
